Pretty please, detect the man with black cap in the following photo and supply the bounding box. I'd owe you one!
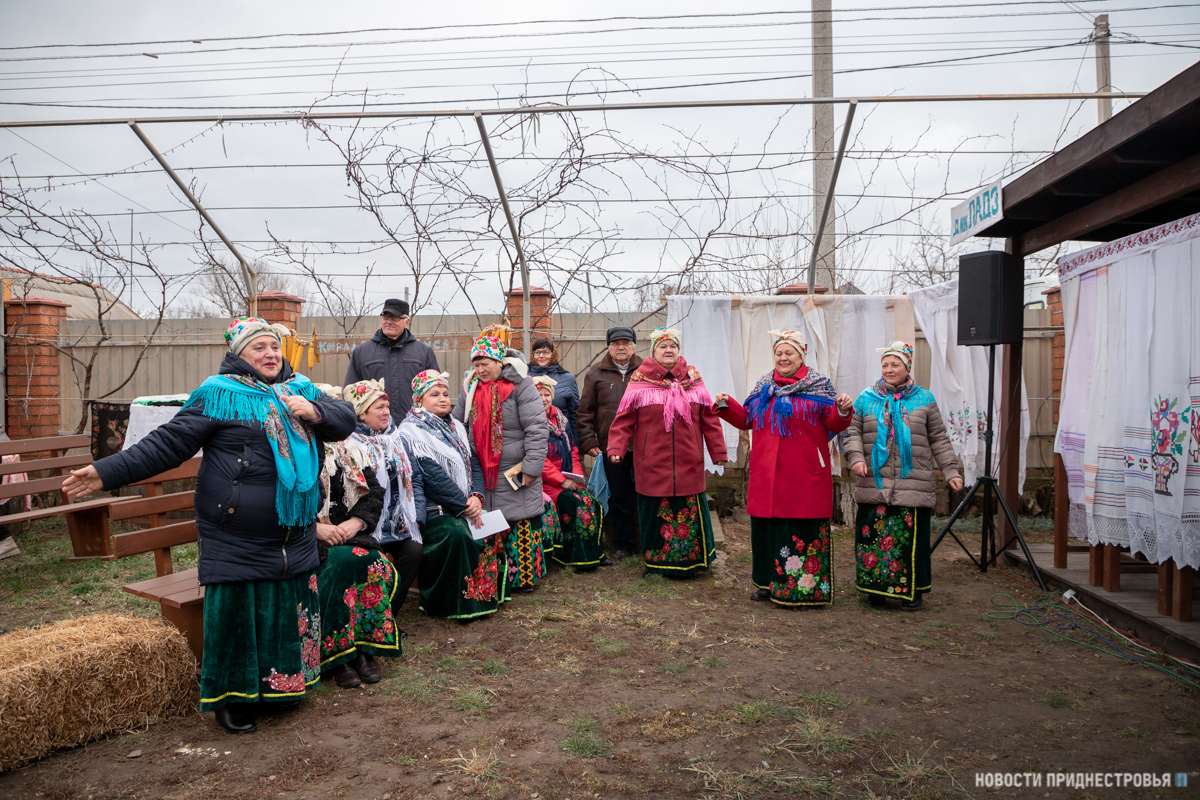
[577,325,642,559]
[345,298,440,419]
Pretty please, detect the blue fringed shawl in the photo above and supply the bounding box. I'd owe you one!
[186,372,323,527]
[743,369,837,438]
[853,378,935,489]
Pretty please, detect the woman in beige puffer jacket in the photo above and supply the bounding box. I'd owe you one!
[842,342,963,611]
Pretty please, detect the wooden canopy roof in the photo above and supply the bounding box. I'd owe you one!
[978,60,1200,256]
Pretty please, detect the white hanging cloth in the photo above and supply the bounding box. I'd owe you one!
[909,279,1029,493]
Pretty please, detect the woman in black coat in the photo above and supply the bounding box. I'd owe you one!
[64,317,356,735]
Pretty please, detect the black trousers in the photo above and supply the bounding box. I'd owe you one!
[605,456,639,552]
[382,537,423,612]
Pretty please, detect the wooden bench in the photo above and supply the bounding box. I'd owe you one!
[0,434,95,555]
[109,489,204,659]
[0,456,202,560]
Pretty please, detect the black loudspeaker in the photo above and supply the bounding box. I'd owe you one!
[957,250,1023,346]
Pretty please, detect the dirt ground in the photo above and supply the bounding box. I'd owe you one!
[1,515,1198,800]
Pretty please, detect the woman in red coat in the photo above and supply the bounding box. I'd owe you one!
[607,327,728,577]
[716,330,854,607]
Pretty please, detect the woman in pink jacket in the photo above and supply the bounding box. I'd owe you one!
[607,328,728,577]
[716,330,854,607]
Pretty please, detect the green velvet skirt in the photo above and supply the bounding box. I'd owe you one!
[551,489,606,569]
[540,499,561,559]
[854,503,932,600]
[505,510,548,590]
[750,517,834,606]
[637,493,715,577]
[199,570,321,712]
[418,515,507,620]
[316,544,401,669]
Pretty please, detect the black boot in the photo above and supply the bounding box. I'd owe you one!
[353,652,382,684]
[864,594,886,607]
[326,662,362,689]
[215,704,256,734]
[900,596,923,612]
[750,588,771,602]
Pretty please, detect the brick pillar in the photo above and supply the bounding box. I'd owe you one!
[5,296,70,440]
[503,286,554,353]
[775,282,829,295]
[256,291,305,330]
[1044,286,1064,426]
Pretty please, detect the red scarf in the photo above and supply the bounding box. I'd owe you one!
[471,379,514,490]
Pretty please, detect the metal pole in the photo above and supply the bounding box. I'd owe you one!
[127,121,259,317]
[1095,14,1112,123]
[811,0,836,293]
[807,100,857,295]
[474,112,531,353]
[0,93,1145,130]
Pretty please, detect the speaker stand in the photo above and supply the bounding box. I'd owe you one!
[931,344,1047,590]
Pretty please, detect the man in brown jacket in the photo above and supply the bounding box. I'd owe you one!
[577,326,643,558]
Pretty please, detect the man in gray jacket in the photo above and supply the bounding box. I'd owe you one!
[345,298,440,420]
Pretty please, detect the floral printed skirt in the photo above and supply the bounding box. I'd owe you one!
[638,493,715,577]
[419,514,507,620]
[199,569,321,712]
[541,499,561,559]
[552,489,606,569]
[854,504,931,600]
[505,511,548,591]
[316,544,400,670]
[750,517,834,606]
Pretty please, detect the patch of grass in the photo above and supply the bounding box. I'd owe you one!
[562,716,611,758]
[450,688,495,713]
[480,659,509,676]
[770,714,857,759]
[874,748,960,794]
[1042,693,1083,710]
[799,690,849,710]
[593,635,631,656]
[927,620,957,630]
[974,630,1000,641]
[382,667,449,705]
[682,755,838,799]
[386,753,418,767]
[531,627,563,641]
[618,574,680,599]
[607,667,625,676]
[405,642,435,660]
[444,748,503,786]
[735,700,787,725]
[1120,726,1145,739]
[609,702,633,715]
[700,655,728,668]
[913,631,942,648]
[435,656,466,671]
[658,660,689,675]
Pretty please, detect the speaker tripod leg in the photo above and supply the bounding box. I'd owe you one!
[931,478,985,570]
[990,480,1048,591]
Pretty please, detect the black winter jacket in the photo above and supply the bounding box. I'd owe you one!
[414,448,485,522]
[93,354,357,585]
[344,329,440,420]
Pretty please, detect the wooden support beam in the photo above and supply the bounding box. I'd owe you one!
[1174,565,1194,622]
[1089,544,1105,586]
[1054,454,1069,568]
[1020,151,1200,254]
[1102,544,1122,592]
[1158,561,1175,615]
[998,236,1025,553]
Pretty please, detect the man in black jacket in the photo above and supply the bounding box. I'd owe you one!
[345,299,440,420]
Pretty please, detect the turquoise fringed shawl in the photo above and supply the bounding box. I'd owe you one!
[186,373,323,527]
[853,378,934,489]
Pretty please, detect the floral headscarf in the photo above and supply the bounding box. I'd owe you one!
[411,369,449,403]
[877,341,914,371]
[471,335,506,362]
[225,317,291,356]
[344,379,387,417]
[531,375,558,392]
[650,327,681,351]
[770,329,808,363]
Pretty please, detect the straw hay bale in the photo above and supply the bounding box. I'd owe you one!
[0,613,198,771]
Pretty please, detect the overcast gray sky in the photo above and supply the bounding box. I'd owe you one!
[1,0,1197,317]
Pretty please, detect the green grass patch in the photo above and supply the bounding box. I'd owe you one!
[735,700,787,725]
[617,574,680,599]
[382,666,449,705]
[699,655,728,668]
[658,660,689,675]
[480,659,509,676]
[450,688,494,713]
[1042,693,1083,710]
[799,690,849,710]
[974,630,1000,641]
[593,635,631,656]
[435,656,466,671]
[562,716,611,758]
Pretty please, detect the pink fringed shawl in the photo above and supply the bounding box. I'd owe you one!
[616,357,713,432]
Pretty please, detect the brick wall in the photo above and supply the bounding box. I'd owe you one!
[5,296,69,439]
[257,291,305,329]
[504,286,554,352]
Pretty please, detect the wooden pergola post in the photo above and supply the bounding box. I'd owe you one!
[997,236,1024,552]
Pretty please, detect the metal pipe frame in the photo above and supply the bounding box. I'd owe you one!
[127,121,259,317]
[0,92,1142,130]
[474,112,531,351]
[807,99,857,295]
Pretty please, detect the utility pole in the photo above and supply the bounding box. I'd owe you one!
[1095,14,1112,123]
[811,0,836,292]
